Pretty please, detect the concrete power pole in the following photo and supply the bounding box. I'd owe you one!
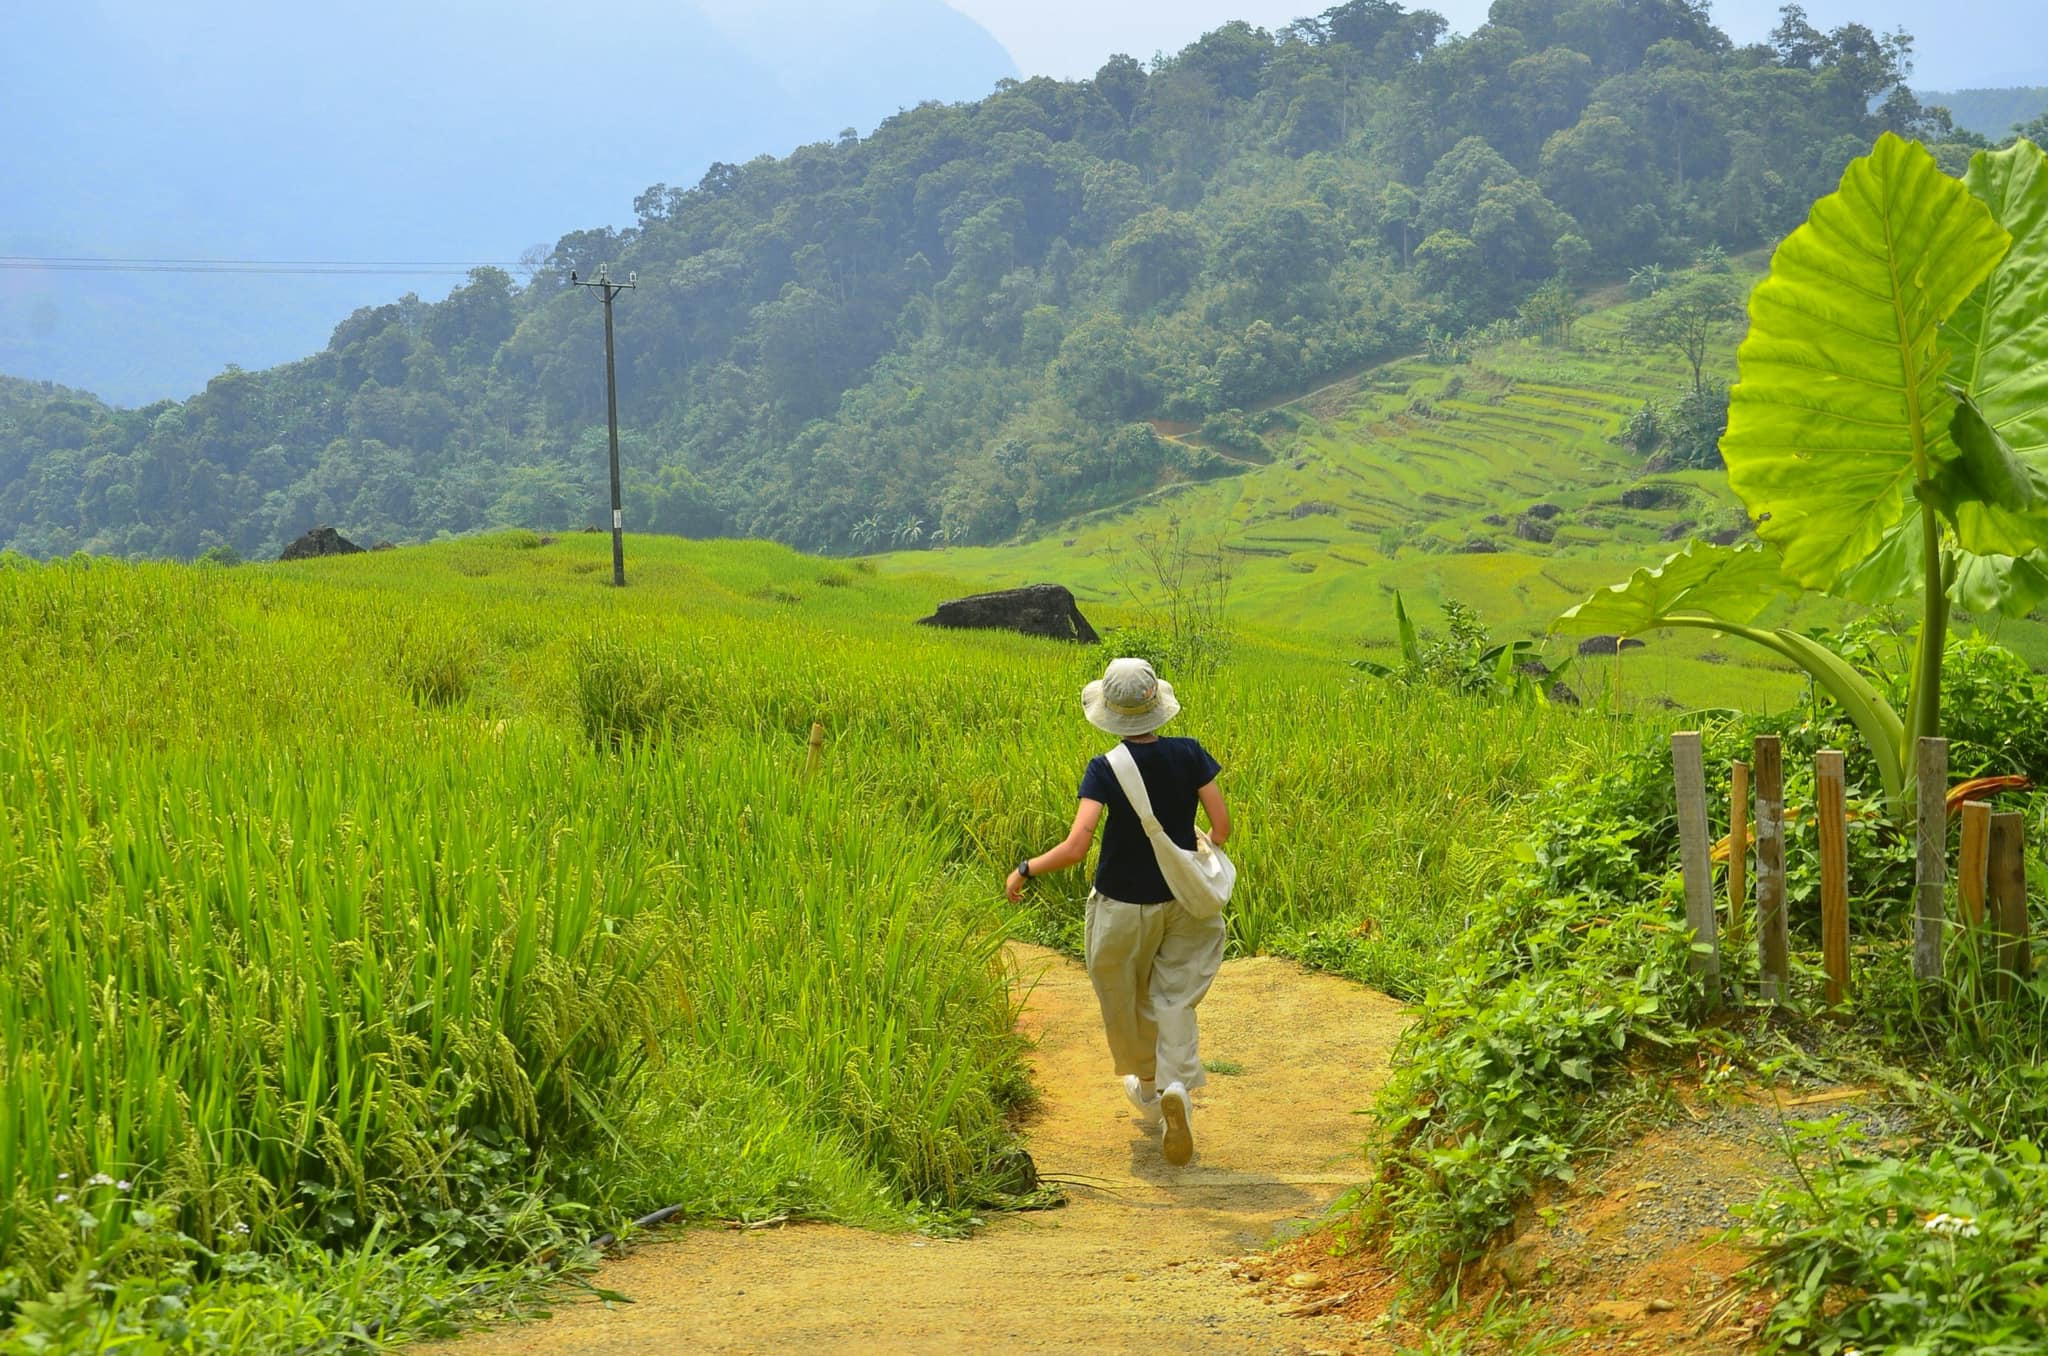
[571,263,635,586]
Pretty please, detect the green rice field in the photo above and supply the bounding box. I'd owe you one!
[0,532,1620,1347]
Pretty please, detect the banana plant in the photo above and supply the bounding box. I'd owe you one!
[1559,135,2048,817]
[1359,591,1576,704]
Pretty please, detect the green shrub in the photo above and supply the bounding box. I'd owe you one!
[571,633,697,748]
[1744,1133,2048,1354]
[1364,884,1703,1276]
[389,621,481,708]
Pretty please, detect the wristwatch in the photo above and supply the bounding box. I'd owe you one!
[1017,858,1033,880]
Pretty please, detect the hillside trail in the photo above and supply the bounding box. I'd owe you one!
[433,942,1410,1354]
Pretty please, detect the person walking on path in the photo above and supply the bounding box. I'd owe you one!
[1006,657,1231,1166]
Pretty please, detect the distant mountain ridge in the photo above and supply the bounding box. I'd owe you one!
[1919,86,2048,139]
[0,0,1016,405]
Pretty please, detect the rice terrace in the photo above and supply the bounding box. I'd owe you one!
[7,3,2048,1353]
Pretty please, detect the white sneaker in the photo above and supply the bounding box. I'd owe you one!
[1158,1083,1194,1165]
[1123,1075,1163,1125]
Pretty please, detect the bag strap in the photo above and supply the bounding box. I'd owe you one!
[1104,743,1163,835]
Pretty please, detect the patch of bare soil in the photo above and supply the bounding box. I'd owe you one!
[426,942,1410,1354]
[1255,1084,1910,1353]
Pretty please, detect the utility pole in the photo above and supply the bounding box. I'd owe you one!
[571,263,635,586]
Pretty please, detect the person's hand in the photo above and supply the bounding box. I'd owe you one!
[1005,869,1026,902]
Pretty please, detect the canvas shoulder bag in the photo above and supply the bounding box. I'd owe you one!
[1104,743,1235,919]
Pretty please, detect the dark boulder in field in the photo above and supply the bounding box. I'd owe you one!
[1707,522,1753,546]
[1482,513,1508,526]
[918,584,1100,644]
[1458,538,1500,553]
[1577,634,1648,656]
[278,526,364,561]
[1525,502,1562,520]
[1620,484,1684,511]
[1548,681,1582,706]
[1660,518,1698,541]
[1514,515,1557,544]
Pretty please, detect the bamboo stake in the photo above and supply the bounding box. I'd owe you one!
[1958,800,1992,928]
[1754,736,1788,1002]
[1672,733,1719,1002]
[805,720,826,777]
[1816,750,1849,1007]
[1990,812,2031,997]
[1914,737,1949,987]
[1727,760,1749,955]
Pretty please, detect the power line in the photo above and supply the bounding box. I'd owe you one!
[0,255,532,277]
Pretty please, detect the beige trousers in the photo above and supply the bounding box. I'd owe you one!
[1084,891,1227,1093]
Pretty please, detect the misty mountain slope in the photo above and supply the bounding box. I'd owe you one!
[0,0,1015,404]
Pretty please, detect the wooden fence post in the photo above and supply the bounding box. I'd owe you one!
[805,720,826,777]
[1989,812,2032,997]
[1754,735,1789,1002]
[1914,737,1949,987]
[1727,761,1750,956]
[1816,750,1849,1007]
[1672,732,1719,1003]
[1957,801,1991,928]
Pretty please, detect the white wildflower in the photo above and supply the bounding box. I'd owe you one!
[116,1179,132,1192]
[1922,1212,1981,1238]
[56,1173,69,1182]
[86,1173,114,1188]
[55,1194,70,1204]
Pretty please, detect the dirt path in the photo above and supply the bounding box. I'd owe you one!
[435,942,1409,1354]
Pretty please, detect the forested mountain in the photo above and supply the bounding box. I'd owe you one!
[0,1,1997,562]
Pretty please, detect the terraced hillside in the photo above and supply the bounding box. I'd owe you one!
[913,277,1824,708]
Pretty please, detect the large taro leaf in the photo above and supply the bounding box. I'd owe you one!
[1555,540,1790,635]
[1948,139,2048,556]
[1557,541,1906,806]
[1951,550,2048,617]
[1723,133,2010,590]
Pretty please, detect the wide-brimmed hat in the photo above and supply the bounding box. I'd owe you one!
[1081,657,1180,736]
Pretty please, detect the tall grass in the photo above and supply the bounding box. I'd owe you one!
[0,532,1605,1343]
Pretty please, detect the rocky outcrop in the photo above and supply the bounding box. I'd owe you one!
[278,526,364,561]
[1620,484,1686,511]
[1577,634,1648,656]
[917,584,1100,644]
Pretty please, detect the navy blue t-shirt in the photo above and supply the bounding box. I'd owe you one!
[1078,736,1224,905]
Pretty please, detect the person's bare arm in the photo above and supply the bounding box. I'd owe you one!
[1197,780,1231,845]
[1006,798,1105,901]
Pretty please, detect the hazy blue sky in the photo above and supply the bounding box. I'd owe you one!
[950,0,2044,90]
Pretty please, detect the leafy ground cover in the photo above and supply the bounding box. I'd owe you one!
[0,530,1602,1349]
[1304,621,2048,1352]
